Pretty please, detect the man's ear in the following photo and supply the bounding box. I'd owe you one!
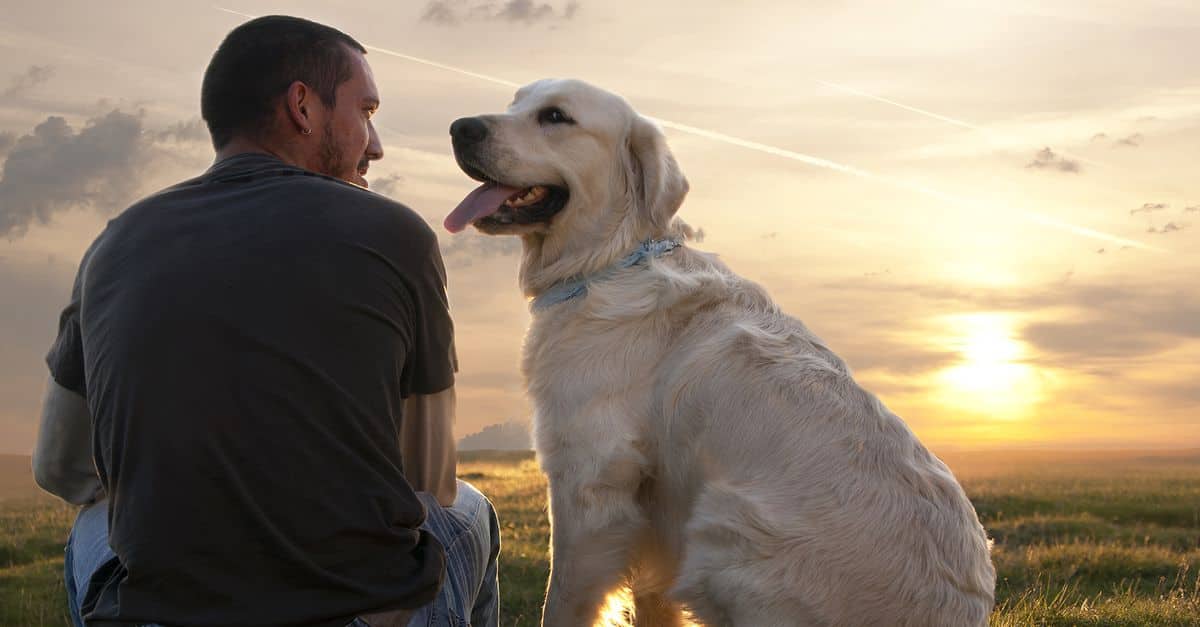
[624,115,689,231]
[285,81,315,136]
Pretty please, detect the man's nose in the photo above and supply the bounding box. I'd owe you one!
[450,117,488,145]
[365,122,384,160]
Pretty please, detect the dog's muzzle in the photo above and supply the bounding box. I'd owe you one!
[450,117,488,147]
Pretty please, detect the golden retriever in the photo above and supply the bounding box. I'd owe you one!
[445,79,995,626]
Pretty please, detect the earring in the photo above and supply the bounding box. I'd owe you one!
[302,128,312,136]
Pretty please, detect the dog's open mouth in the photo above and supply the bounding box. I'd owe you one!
[444,180,569,233]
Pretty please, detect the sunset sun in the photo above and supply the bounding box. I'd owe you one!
[934,313,1045,419]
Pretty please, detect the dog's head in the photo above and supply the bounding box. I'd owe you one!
[445,79,689,290]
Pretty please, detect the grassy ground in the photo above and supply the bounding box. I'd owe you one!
[2,449,1198,625]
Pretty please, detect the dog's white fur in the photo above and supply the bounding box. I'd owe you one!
[456,79,995,626]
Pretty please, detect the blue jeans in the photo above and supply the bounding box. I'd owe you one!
[65,480,501,626]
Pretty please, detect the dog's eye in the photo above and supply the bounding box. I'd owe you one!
[537,107,575,126]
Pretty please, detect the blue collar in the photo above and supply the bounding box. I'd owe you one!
[530,238,683,312]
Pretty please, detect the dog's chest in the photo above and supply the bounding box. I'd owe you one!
[522,310,665,412]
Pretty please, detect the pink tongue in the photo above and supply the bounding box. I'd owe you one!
[444,182,524,233]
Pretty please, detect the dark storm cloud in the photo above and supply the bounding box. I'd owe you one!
[1026,147,1080,173]
[421,0,579,25]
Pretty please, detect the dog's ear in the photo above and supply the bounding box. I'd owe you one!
[624,115,689,231]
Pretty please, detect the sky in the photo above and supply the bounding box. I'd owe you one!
[1,0,1198,455]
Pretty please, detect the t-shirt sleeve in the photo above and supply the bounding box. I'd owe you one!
[401,238,457,397]
[46,244,94,397]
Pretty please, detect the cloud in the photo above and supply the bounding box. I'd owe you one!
[1130,202,1168,215]
[3,65,54,98]
[0,110,210,239]
[0,132,14,156]
[421,0,579,25]
[154,118,209,144]
[420,1,459,24]
[499,0,579,21]
[818,276,1200,366]
[1025,147,1080,173]
[1023,319,1174,360]
[1147,381,1200,406]
[1023,284,1200,360]
[1184,205,1200,213]
[1146,221,1187,234]
[0,112,146,238]
[1089,132,1108,142]
[1021,285,1200,361]
[371,173,405,198]
[1114,133,1143,147]
[439,230,521,267]
[837,343,959,376]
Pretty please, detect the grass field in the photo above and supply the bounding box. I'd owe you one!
[3,449,1199,626]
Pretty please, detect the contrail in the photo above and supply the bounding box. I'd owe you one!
[214,6,255,19]
[817,80,986,132]
[213,6,1161,252]
[650,119,1157,251]
[817,79,1108,169]
[365,45,520,89]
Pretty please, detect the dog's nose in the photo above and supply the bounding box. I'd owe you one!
[450,117,488,145]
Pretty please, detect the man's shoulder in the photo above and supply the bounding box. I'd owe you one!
[119,163,436,246]
[322,183,438,251]
[334,184,433,234]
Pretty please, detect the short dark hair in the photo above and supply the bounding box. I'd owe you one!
[201,16,367,149]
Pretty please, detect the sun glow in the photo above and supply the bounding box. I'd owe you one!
[934,313,1045,419]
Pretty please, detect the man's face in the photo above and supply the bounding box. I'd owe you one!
[314,47,382,188]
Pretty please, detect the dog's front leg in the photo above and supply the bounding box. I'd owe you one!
[540,451,646,627]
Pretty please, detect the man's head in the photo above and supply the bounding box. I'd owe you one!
[202,16,383,187]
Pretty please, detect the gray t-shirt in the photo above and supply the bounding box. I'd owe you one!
[47,153,456,627]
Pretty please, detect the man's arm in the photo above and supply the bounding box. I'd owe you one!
[32,376,103,505]
[400,386,457,507]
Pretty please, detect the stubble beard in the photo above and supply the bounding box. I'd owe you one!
[317,121,350,182]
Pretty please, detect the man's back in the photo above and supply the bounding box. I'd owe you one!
[52,154,455,626]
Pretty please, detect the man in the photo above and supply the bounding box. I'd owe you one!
[32,15,499,627]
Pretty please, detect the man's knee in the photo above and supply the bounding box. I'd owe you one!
[448,480,499,558]
[450,479,486,509]
[432,475,496,569]
[469,481,500,561]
